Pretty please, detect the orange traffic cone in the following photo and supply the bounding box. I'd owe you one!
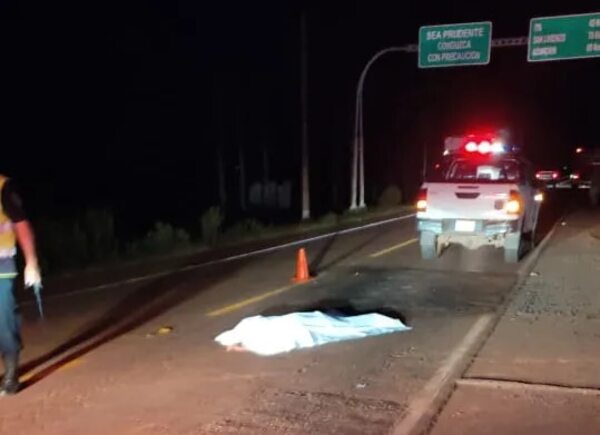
[293,248,311,282]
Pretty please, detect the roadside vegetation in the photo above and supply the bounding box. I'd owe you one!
[33,184,411,276]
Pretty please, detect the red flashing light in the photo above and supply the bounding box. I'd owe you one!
[464,139,504,155]
[465,141,478,152]
[478,141,491,153]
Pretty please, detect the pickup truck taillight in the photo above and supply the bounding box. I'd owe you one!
[505,190,522,214]
[416,188,427,212]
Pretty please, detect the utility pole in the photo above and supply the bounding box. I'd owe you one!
[236,108,246,212]
[215,86,227,209]
[300,10,310,220]
[238,141,246,212]
[262,143,270,185]
[217,141,226,209]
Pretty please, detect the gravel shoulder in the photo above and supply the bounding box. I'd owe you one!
[431,208,600,435]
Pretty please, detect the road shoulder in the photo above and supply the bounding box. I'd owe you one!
[431,209,600,435]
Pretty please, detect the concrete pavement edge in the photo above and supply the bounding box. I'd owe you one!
[390,217,563,435]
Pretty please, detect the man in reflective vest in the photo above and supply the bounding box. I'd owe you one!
[0,174,41,395]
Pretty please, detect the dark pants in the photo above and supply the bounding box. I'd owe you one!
[0,278,21,358]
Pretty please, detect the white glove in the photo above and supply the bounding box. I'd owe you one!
[24,263,42,288]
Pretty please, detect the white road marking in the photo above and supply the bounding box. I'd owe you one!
[23,213,415,303]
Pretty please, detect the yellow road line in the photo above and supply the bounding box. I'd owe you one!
[19,358,84,383]
[207,237,418,317]
[19,373,34,383]
[206,283,301,317]
[58,358,84,371]
[369,237,418,258]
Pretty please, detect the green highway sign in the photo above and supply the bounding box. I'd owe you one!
[528,12,600,62]
[418,22,492,68]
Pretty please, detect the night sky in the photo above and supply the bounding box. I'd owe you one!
[1,1,598,235]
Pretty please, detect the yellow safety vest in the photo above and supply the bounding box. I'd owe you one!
[0,175,17,278]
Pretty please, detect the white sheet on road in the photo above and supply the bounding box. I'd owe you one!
[214,311,411,356]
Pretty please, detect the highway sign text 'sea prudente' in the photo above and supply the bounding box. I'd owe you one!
[529,12,600,62]
[418,22,492,68]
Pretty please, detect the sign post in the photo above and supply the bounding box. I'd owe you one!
[418,22,492,68]
[528,12,600,62]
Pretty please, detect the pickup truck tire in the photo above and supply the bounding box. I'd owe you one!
[503,232,522,263]
[523,229,535,253]
[420,231,440,260]
[523,212,536,252]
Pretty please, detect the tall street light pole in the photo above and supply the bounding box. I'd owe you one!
[300,11,310,220]
[350,46,416,211]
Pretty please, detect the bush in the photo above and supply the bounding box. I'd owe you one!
[82,209,118,261]
[225,218,266,241]
[126,221,191,257]
[377,184,403,209]
[201,206,224,246]
[36,209,119,272]
[318,212,339,226]
[341,206,369,221]
[245,219,266,235]
[37,220,88,271]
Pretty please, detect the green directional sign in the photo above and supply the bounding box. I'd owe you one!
[528,12,600,62]
[418,22,492,68]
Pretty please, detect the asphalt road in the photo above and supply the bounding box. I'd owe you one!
[1,191,572,434]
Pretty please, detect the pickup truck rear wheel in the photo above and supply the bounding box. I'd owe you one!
[504,232,522,263]
[420,231,440,260]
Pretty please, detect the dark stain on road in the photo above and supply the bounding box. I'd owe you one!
[309,226,388,276]
[259,297,409,325]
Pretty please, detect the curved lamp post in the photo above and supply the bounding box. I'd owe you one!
[350,46,416,210]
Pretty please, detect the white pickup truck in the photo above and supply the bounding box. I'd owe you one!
[416,136,543,263]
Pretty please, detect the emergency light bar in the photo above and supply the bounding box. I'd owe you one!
[445,135,509,156]
[464,140,505,154]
